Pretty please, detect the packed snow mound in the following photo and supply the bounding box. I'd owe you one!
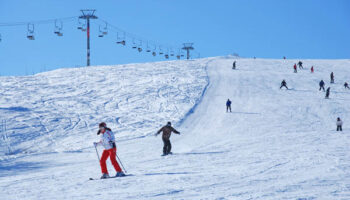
[0,60,209,156]
[1,57,350,199]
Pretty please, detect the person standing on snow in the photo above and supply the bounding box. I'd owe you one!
[319,80,325,92]
[298,61,303,69]
[330,72,335,83]
[336,117,343,131]
[94,122,125,179]
[293,64,297,73]
[226,99,232,112]
[156,122,180,156]
[280,80,288,89]
[311,66,314,73]
[344,82,349,89]
[232,61,236,69]
[325,87,330,99]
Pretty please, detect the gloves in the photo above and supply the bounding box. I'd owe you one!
[93,142,98,147]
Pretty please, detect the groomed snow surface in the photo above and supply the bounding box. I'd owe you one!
[0,57,350,199]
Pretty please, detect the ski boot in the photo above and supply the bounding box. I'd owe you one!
[100,173,110,179]
[116,171,126,177]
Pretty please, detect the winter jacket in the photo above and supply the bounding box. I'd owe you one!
[157,125,180,140]
[337,120,343,126]
[319,81,324,87]
[96,129,116,150]
[226,100,232,106]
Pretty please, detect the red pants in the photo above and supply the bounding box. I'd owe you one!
[100,148,122,174]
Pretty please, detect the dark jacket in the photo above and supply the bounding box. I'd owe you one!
[226,100,232,106]
[157,125,180,140]
[319,81,324,87]
[97,127,112,135]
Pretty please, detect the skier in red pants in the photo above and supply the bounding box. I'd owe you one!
[94,122,125,179]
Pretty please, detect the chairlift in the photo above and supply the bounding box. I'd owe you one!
[132,39,137,49]
[146,42,151,52]
[27,24,35,40]
[164,48,169,59]
[170,49,174,56]
[0,33,2,42]
[77,18,86,31]
[102,23,108,35]
[98,25,104,37]
[176,55,180,59]
[152,46,156,56]
[159,47,164,55]
[54,20,63,36]
[116,32,126,45]
[137,40,143,52]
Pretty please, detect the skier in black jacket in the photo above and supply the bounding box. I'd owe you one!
[156,122,180,156]
[325,87,330,99]
[280,80,288,89]
[344,82,349,89]
[330,72,334,83]
[319,80,325,92]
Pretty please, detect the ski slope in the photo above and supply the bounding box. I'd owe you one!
[1,57,350,199]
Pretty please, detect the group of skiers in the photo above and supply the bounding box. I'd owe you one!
[93,121,180,179]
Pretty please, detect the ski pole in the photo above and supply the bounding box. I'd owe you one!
[116,154,127,173]
[94,144,100,161]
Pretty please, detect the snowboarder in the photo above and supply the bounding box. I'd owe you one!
[293,64,297,73]
[155,122,180,156]
[298,61,303,69]
[226,99,232,112]
[336,117,343,131]
[232,61,236,69]
[94,122,125,179]
[280,80,288,89]
[325,87,330,99]
[311,66,314,73]
[319,80,325,92]
[344,82,349,89]
[330,72,334,83]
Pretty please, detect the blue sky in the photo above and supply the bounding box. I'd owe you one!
[0,0,349,76]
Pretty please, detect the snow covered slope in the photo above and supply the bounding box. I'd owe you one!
[1,57,350,199]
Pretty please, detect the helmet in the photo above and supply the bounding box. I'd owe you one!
[99,122,107,128]
[167,122,171,126]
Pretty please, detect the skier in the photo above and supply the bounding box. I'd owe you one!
[232,61,236,69]
[330,72,334,83]
[283,56,286,60]
[155,122,180,156]
[344,82,349,89]
[325,87,330,99]
[311,66,314,73]
[298,61,303,69]
[293,64,297,73]
[93,122,125,179]
[336,117,343,131]
[319,80,325,92]
[226,99,232,112]
[280,80,288,89]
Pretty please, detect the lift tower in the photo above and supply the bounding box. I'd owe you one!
[182,43,194,60]
[79,9,98,66]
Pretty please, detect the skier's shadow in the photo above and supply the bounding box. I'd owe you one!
[0,160,45,177]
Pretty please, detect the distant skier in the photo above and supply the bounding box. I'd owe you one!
[283,56,286,60]
[336,117,343,131]
[319,80,325,92]
[330,72,334,83]
[232,61,236,69]
[325,87,330,99]
[344,82,349,89]
[298,61,303,69]
[311,66,314,73]
[280,80,288,89]
[156,122,180,156]
[93,122,125,179]
[226,99,232,112]
[293,64,297,73]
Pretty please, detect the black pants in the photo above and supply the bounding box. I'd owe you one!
[337,125,342,131]
[226,105,231,112]
[319,86,325,92]
[280,85,288,89]
[163,138,171,155]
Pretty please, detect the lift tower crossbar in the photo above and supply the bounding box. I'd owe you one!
[182,43,194,60]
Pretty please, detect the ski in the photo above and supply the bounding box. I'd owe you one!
[89,174,133,180]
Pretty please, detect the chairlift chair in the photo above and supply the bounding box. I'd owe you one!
[165,54,169,59]
[27,24,35,40]
[152,52,156,56]
[176,55,180,59]
[54,20,63,36]
[102,23,108,35]
[116,40,126,45]
[98,26,104,37]
[0,33,2,42]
